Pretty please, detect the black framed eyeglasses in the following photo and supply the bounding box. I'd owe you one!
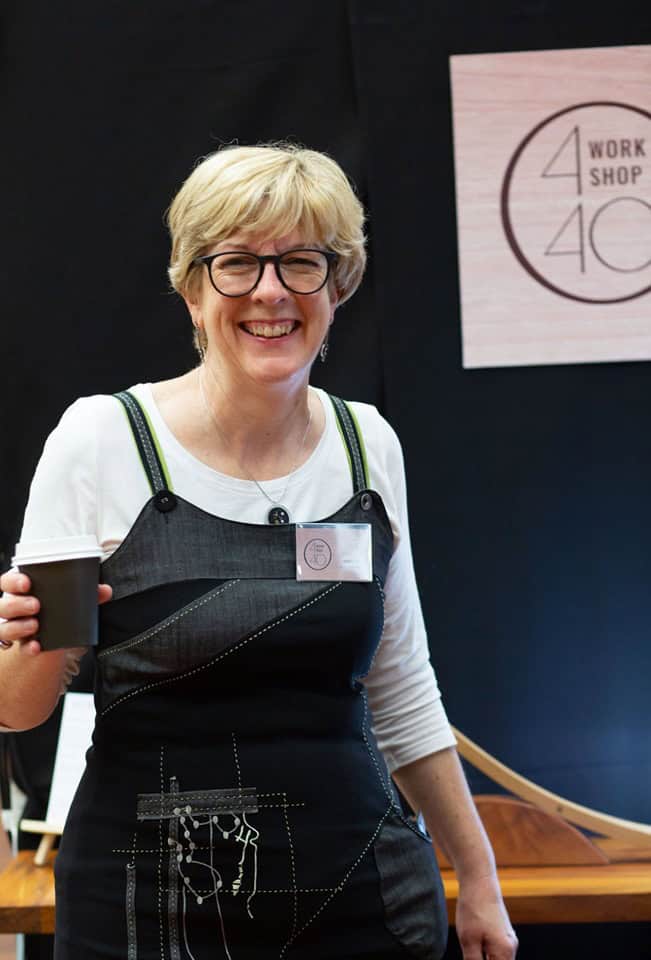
[194,248,337,297]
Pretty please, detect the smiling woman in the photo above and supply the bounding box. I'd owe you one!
[167,144,366,354]
[162,146,367,452]
[0,143,516,960]
[182,226,338,400]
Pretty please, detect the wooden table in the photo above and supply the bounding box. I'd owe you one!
[0,851,650,934]
[0,852,55,934]
[443,863,651,924]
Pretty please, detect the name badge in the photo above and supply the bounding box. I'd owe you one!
[295,523,373,582]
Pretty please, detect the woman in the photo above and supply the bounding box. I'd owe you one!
[0,144,516,960]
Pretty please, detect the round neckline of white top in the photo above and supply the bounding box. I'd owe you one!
[134,382,334,499]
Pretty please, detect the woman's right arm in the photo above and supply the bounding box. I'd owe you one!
[0,396,109,731]
[0,570,112,731]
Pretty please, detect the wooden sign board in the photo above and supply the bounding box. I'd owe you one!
[450,45,651,368]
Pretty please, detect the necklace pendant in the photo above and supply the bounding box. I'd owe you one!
[267,505,290,525]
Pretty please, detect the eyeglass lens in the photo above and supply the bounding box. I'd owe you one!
[210,250,329,295]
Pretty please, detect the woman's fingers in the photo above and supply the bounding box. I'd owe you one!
[0,572,40,648]
[0,570,40,651]
[0,632,42,655]
[0,570,31,595]
[0,615,39,641]
[0,592,40,619]
[98,584,113,605]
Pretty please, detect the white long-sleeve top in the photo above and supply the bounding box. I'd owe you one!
[19,383,456,771]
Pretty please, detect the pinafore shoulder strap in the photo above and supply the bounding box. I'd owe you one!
[114,390,173,495]
[328,394,370,493]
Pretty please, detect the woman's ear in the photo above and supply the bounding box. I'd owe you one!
[183,292,202,327]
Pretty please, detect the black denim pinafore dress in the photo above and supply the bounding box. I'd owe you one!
[53,392,447,960]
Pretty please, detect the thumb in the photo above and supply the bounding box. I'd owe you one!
[98,583,113,605]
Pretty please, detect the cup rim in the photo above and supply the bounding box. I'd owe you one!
[13,534,102,566]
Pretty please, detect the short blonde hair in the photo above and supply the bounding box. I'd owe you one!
[167,143,367,309]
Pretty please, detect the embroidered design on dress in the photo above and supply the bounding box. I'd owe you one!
[135,734,261,960]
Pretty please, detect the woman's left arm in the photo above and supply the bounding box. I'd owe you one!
[393,747,518,960]
[358,408,516,957]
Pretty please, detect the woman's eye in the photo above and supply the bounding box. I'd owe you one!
[219,256,256,270]
[283,256,320,269]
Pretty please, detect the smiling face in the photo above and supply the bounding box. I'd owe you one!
[185,229,338,391]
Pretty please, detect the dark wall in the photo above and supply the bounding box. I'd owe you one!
[2,3,650,954]
[346,1,651,825]
[1,0,380,556]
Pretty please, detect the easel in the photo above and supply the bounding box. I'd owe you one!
[15,821,60,867]
[11,692,94,867]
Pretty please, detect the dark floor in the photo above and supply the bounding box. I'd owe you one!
[444,921,651,960]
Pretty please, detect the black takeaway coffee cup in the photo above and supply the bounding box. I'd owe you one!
[12,535,103,650]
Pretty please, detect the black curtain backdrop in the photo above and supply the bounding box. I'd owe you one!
[2,2,651,956]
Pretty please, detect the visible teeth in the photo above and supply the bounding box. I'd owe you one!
[245,323,293,338]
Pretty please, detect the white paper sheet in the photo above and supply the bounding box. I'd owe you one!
[45,692,95,833]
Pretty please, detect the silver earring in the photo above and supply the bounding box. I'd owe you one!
[194,323,206,364]
[319,336,329,363]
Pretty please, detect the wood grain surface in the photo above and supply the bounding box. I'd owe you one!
[0,848,649,933]
[0,833,14,959]
[443,862,651,924]
[450,45,651,369]
[436,795,610,868]
[0,851,55,934]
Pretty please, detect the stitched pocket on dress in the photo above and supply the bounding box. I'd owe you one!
[373,813,448,960]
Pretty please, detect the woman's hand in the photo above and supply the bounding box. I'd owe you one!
[392,748,518,960]
[0,570,112,654]
[455,873,518,960]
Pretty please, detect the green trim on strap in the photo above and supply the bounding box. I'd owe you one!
[113,390,173,495]
[139,399,173,492]
[328,393,369,493]
[117,399,142,462]
[345,404,370,488]
[333,409,355,483]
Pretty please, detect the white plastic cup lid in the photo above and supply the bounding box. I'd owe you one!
[13,535,102,566]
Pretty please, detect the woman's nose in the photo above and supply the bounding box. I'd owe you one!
[252,262,287,301]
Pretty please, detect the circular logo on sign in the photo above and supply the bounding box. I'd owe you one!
[501,101,651,303]
[304,538,332,571]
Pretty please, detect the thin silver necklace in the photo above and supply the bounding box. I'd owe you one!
[197,366,313,525]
